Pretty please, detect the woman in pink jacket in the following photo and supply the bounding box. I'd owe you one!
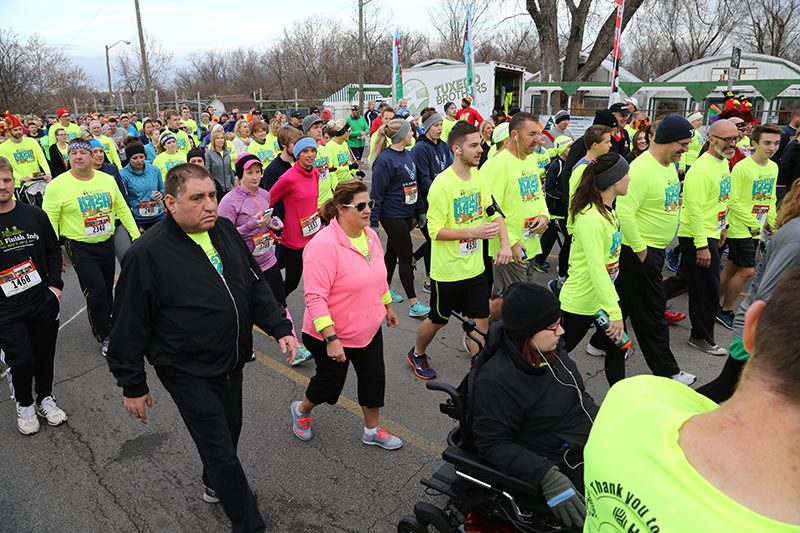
[289,180,403,450]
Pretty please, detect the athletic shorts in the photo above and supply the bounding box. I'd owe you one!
[493,260,536,297]
[429,274,489,325]
[727,237,756,268]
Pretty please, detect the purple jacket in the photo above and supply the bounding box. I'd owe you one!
[218,184,277,271]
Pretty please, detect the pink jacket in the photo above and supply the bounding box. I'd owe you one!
[268,162,320,250]
[302,217,389,347]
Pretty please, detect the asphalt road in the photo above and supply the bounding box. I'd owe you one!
[0,226,741,533]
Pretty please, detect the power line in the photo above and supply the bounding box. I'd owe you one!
[59,0,113,50]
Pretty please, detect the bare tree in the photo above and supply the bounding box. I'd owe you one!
[113,31,173,101]
[740,0,800,62]
[174,50,235,95]
[477,19,541,72]
[426,0,493,60]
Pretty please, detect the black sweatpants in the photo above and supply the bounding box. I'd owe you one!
[679,236,721,344]
[617,245,680,377]
[381,217,416,300]
[262,264,286,308]
[561,311,626,385]
[0,288,60,407]
[412,224,431,277]
[303,329,385,408]
[65,237,115,341]
[558,234,572,278]
[279,244,304,299]
[156,367,265,533]
[535,217,567,264]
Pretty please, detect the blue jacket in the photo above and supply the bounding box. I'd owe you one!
[119,162,165,225]
[144,143,157,163]
[369,147,424,224]
[411,135,452,206]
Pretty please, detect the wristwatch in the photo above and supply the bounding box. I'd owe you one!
[324,333,338,344]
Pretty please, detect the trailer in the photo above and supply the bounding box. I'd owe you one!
[401,59,527,119]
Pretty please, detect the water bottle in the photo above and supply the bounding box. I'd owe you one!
[593,309,632,351]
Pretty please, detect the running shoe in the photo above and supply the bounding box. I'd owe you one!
[463,331,471,353]
[665,305,686,323]
[101,337,110,357]
[716,308,734,330]
[407,348,436,379]
[671,371,697,386]
[666,247,680,272]
[688,337,728,356]
[548,279,561,297]
[290,401,313,441]
[290,343,314,366]
[422,281,432,294]
[533,260,550,273]
[586,343,605,357]
[36,396,67,426]
[409,301,430,317]
[389,288,404,303]
[362,427,403,450]
[203,486,219,503]
[16,403,39,435]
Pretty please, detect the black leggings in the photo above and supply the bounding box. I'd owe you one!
[561,311,626,385]
[263,263,286,308]
[412,224,431,277]
[381,217,416,299]
[280,244,304,298]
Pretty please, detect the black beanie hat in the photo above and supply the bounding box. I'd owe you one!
[593,109,618,129]
[186,147,205,162]
[654,114,695,144]
[502,282,562,339]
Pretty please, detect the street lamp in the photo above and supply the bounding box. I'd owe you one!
[106,39,131,107]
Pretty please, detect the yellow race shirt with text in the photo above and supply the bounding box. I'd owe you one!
[727,156,778,239]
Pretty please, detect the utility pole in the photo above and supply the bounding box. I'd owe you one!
[105,40,130,107]
[357,0,373,111]
[134,0,154,111]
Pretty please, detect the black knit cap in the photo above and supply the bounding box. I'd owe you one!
[502,282,562,340]
[593,109,618,129]
[186,147,205,162]
[654,114,694,144]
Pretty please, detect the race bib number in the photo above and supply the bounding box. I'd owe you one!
[84,215,111,238]
[459,238,480,257]
[522,217,540,240]
[301,212,321,238]
[717,209,728,232]
[252,231,274,255]
[606,261,620,284]
[138,200,158,218]
[0,260,42,297]
[404,185,418,205]
[752,205,769,225]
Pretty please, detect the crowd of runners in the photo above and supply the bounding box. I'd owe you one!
[2,95,800,532]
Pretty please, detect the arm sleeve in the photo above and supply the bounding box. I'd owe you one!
[302,252,336,323]
[34,142,51,174]
[109,142,122,169]
[41,182,61,237]
[682,170,710,249]
[471,377,554,487]
[41,210,64,290]
[616,173,648,253]
[576,214,622,320]
[426,180,448,241]
[113,182,140,240]
[412,145,433,197]
[369,155,390,224]
[768,176,779,229]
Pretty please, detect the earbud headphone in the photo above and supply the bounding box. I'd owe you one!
[455,147,462,155]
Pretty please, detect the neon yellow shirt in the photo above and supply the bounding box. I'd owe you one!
[248,138,277,166]
[0,137,51,187]
[153,151,187,180]
[181,118,199,143]
[265,133,280,156]
[48,122,81,146]
[679,127,705,171]
[623,123,637,140]
[314,143,334,209]
[584,375,800,533]
[727,156,778,239]
[566,162,588,233]
[533,147,550,182]
[41,170,139,243]
[441,118,456,143]
[165,129,191,154]
[560,205,622,320]
[427,166,498,282]
[482,149,549,258]
[677,152,731,248]
[187,231,223,275]
[617,151,682,252]
[325,139,355,186]
[96,135,122,169]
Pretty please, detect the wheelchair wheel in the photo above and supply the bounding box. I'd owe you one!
[397,516,427,533]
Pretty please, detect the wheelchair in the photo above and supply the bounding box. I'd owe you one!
[397,314,579,533]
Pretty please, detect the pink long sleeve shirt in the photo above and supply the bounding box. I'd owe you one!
[302,217,389,347]
[268,161,321,250]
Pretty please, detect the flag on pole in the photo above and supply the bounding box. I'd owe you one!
[609,0,624,106]
[464,5,475,102]
[393,28,403,102]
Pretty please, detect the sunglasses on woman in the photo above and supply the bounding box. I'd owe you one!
[342,200,375,212]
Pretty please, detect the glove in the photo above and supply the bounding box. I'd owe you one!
[349,162,360,170]
[417,213,427,229]
[540,466,585,527]
[355,170,365,179]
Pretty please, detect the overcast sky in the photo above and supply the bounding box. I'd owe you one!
[3,0,524,85]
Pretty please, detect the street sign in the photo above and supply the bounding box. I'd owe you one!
[730,47,742,81]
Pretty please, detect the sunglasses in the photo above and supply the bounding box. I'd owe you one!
[342,200,375,212]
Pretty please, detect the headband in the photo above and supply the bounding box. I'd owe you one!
[68,141,93,153]
[160,132,177,146]
[90,140,103,150]
[331,121,350,137]
[594,156,630,190]
[293,137,317,159]
[126,143,146,159]
[422,113,443,133]
[390,120,411,144]
[89,120,101,128]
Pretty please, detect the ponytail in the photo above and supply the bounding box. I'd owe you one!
[372,118,405,161]
[569,153,621,224]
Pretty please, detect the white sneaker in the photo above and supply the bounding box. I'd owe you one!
[17,403,40,435]
[586,343,605,357]
[101,338,110,357]
[671,371,697,386]
[36,396,68,426]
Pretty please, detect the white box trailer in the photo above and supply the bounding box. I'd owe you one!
[401,59,527,120]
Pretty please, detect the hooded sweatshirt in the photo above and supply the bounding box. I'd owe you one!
[268,161,321,250]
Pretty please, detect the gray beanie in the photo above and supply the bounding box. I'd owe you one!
[302,114,323,134]
[554,110,570,124]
